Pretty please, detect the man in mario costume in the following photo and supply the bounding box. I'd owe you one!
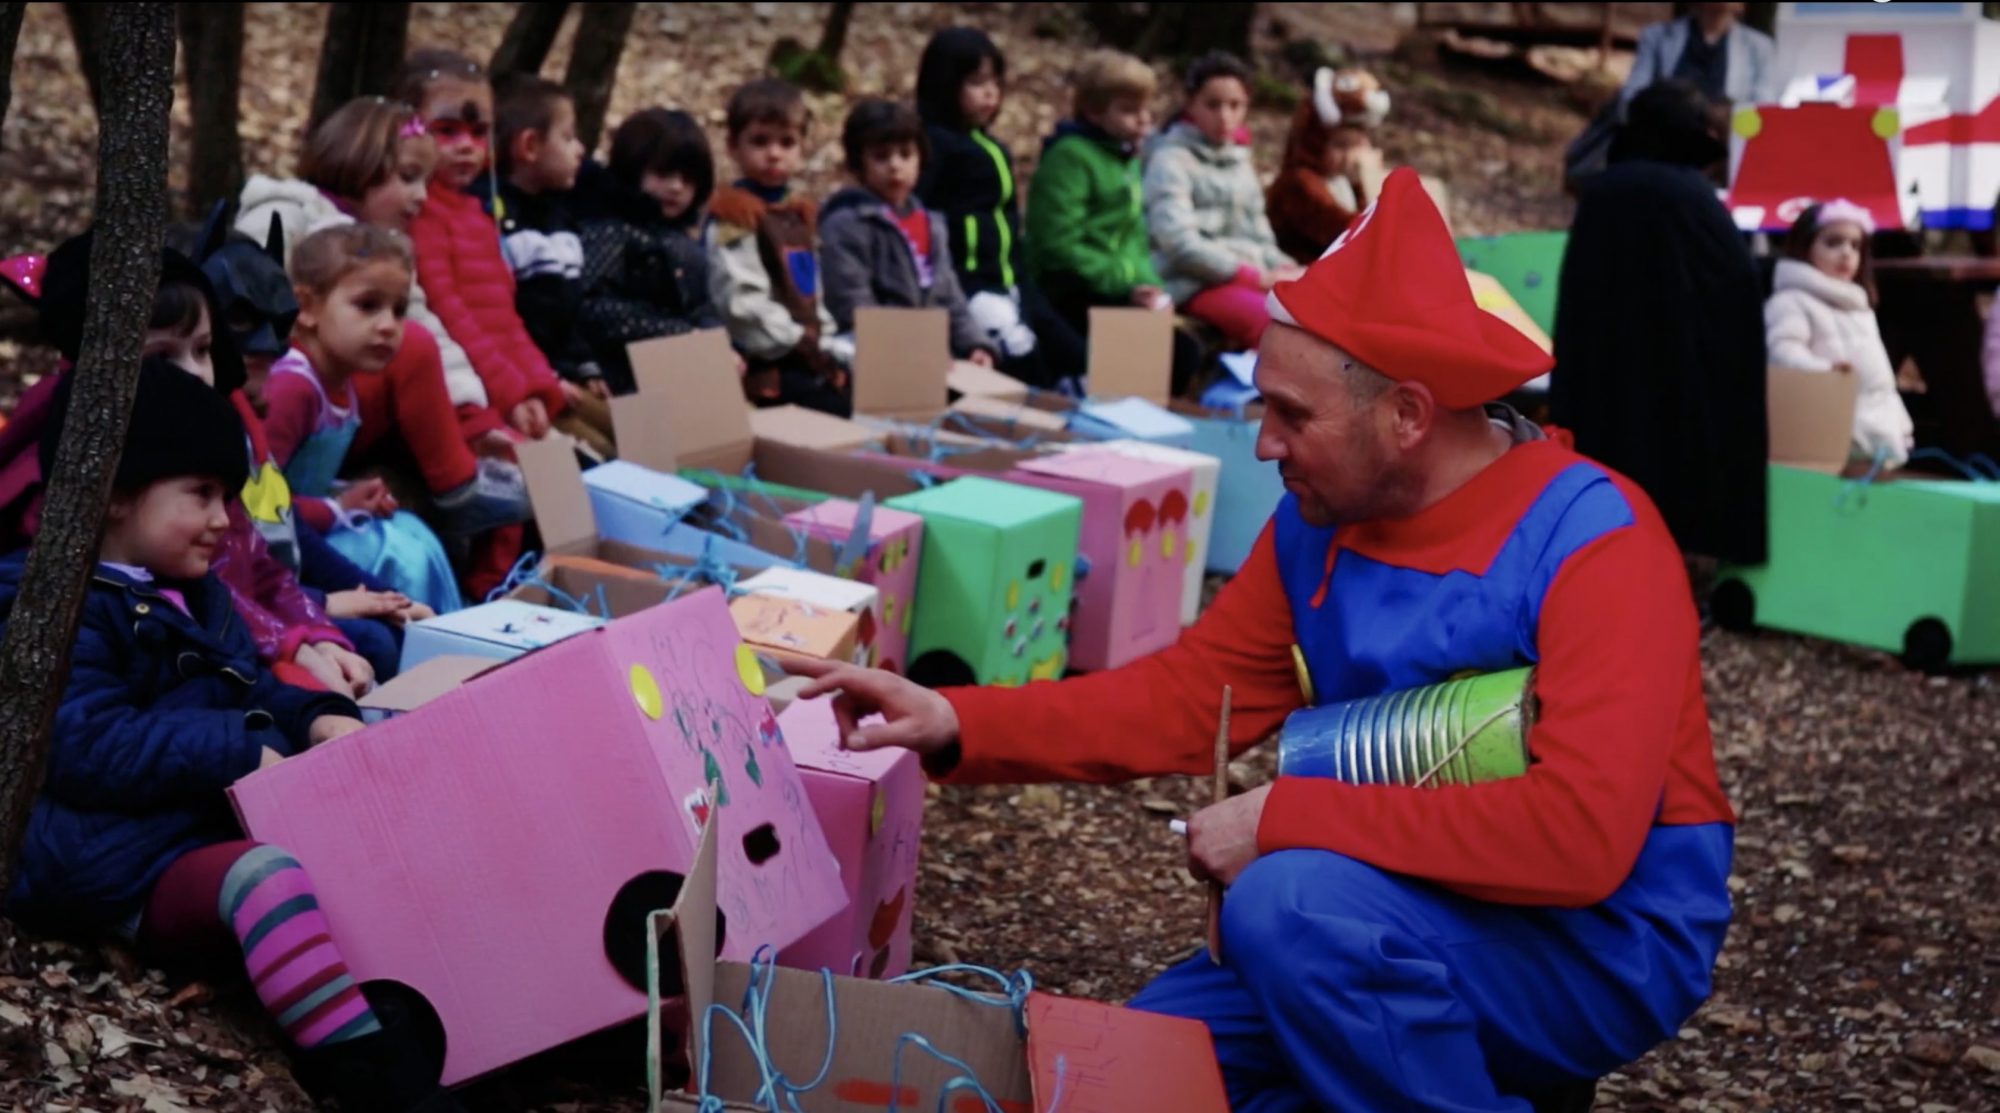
[790,168,1735,1111]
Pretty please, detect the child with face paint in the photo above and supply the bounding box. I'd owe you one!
[235,97,533,544]
[395,50,569,446]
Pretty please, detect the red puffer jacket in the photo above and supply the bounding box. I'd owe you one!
[408,181,568,419]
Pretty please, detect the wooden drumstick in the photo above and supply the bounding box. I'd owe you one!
[1206,685,1232,964]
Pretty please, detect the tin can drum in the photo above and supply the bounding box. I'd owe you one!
[1276,668,1536,787]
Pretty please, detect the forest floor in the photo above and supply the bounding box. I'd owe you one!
[3,4,1998,1112]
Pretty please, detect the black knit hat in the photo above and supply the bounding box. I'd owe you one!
[40,357,250,496]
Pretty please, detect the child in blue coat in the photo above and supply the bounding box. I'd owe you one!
[0,360,460,1113]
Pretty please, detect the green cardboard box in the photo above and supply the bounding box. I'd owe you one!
[1716,467,2000,669]
[1713,369,2000,670]
[885,476,1083,688]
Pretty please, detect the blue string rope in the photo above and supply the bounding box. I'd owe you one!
[483,550,544,603]
[481,550,611,617]
[1908,447,1997,482]
[1832,446,1891,513]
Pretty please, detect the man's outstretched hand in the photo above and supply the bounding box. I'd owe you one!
[783,658,961,758]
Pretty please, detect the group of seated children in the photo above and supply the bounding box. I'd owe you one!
[0,36,1415,1108]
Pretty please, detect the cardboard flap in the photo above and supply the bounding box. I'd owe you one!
[608,390,681,472]
[948,393,1071,433]
[1024,993,1230,1112]
[358,655,498,713]
[750,404,876,452]
[515,435,598,553]
[630,330,755,470]
[1087,308,1174,403]
[1768,367,1858,472]
[669,813,721,1086]
[855,307,951,417]
[948,360,1030,401]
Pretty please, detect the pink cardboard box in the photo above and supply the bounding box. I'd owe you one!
[783,499,926,676]
[228,589,845,1085]
[773,696,924,980]
[1011,450,1192,671]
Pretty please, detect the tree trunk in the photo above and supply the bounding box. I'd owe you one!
[0,1,173,896]
[817,1,854,60]
[562,2,635,154]
[63,2,103,111]
[0,2,26,145]
[492,2,570,78]
[179,3,244,219]
[1744,3,1777,37]
[308,2,411,135]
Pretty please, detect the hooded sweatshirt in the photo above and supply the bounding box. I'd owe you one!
[1764,257,1914,468]
[819,186,991,358]
[1141,120,1290,304]
[1024,120,1161,306]
[235,175,490,413]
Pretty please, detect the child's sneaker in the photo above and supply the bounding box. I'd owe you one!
[431,457,531,536]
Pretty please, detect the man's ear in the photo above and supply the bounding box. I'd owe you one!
[1387,381,1437,450]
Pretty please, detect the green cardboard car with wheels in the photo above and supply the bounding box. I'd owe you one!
[1713,466,2000,672]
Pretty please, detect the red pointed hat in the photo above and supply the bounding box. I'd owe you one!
[1266,167,1552,408]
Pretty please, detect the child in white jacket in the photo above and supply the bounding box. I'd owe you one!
[1764,200,1914,469]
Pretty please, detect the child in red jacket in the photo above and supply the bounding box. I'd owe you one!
[396,50,569,448]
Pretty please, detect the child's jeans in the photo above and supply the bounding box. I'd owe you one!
[1183,267,1272,352]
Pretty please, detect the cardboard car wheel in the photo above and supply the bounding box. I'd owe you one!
[1901,618,1954,675]
[602,871,727,995]
[906,649,976,690]
[1710,579,1756,633]
[356,980,448,1082]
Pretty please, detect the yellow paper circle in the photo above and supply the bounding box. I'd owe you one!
[1871,107,1900,140]
[1730,106,1762,140]
[630,663,663,719]
[1127,539,1142,568]
[1160,532,1176,559]
[1192,490,1210,519]
[1006,580,1020,611]
[735,644,766,696]
[1051,561,1067,591]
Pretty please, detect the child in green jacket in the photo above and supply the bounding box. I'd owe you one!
[1026,51,1203,393]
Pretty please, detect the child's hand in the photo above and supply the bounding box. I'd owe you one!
[1832,360,1855,374]
[259,746,286,769]
[509,399,552,440]
[312,642,376,697]
[588,378,612,401]
[324,587,410,619]
[308,715,368,746]
[474,428,521,461]
[397,600,437,624]
[337,477,399,518]
[1131,285,1171,311]
[967,349,996,368]
[734,353,749,379]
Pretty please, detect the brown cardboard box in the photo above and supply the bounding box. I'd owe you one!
[357,655,498,716]
[1767,366,1859,473]
[653,819,1231,1113]
[728,593,860,665]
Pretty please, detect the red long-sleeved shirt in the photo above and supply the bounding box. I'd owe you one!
[942,441,1734,907]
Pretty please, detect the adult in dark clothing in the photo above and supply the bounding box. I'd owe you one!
[1552,81,1768,566]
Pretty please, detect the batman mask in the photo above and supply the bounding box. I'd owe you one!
[195,208,298,362]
